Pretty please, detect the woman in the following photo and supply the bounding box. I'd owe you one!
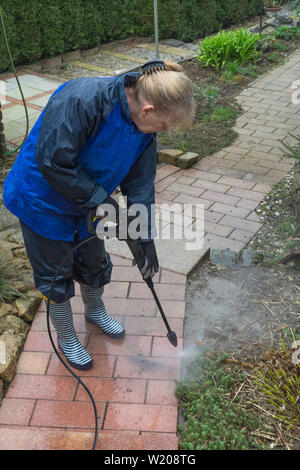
[3,59,195,370]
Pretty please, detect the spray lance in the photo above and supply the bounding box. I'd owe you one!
[87,207,178,348]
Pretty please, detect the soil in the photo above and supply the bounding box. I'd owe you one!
[183,171,300,450]
[184,262,300,366]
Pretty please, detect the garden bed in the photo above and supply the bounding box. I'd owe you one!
[159,30,300,158]
[180,166,300,451]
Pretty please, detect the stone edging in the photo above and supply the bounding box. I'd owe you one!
[0,228,42,401]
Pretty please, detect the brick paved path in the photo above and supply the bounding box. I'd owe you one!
[0,50,300,449]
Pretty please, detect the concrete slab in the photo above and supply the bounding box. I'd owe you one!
[5,85,46,100]
[105,237,208,275]
[2,120,26,140]
[28,95,51,107]
[4,75,62,93]
[2,105,41,122]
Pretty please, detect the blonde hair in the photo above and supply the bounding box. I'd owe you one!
[135,62,195,130]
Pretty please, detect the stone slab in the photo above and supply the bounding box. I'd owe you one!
[105,237,208,276]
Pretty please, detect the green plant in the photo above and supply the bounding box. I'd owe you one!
[274,26,300,41]
[222,60,258,80]
[176,351,267,450]
[193,84,219,118]
[264,0,282,6]
[197,28,261,71]
[178,140,188,152]
[264,51,285,64]
[280,133,300,166]
[254,340,300,427]
[204,105,239,123]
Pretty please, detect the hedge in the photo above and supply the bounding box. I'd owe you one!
[0,0,262,73]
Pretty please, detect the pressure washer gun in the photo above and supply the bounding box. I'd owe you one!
[87,208,177,347]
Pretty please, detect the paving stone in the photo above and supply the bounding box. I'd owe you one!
[219,215,261,233]
[209,202,251,218]
[0,427,95,450]
[114,356,181,381]
[75,377,146,403]
[146,380,178,405]
[0,398,36,426]
[158,149,184,165]
[104,403,178,432]
[227,187,266,202]
[176,152,199,169]
[204,234,245,252]
[31,400,105,428]
[6,374,76,400]
[229,229,254,243]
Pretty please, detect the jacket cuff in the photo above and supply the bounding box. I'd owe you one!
[79,185,108,209]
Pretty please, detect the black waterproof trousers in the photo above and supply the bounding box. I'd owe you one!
[20,221,112,304]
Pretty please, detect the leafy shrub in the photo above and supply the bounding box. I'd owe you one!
[176,351,267,450]
[203,105,239,123]
[273,26,300,41]
[222,60,258,80]
[198,28,261,71]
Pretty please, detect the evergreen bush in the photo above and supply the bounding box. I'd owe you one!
[0,0,262,73]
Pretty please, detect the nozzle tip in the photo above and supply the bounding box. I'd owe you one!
[167,331,178,347]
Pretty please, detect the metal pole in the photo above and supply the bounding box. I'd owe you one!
[154,0,159,58]
[259,0,263,33]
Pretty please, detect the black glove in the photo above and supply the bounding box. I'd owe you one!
[96,195,122,223]
[132,240,159,280]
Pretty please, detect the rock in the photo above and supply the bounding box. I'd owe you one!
[0,315,30,339]
[0,240,19,260]
[20,272,36,291]
[0,378,3,402]
[184,43,198,51]
[158,148,184,165]
[61,50,81,63]
[162,39,185,48]
[176,152,199,169]
[14,294,41,323]
[0,303,18,318]
[6,230,24,245]
[264,18,277,27]
[277,12,293,24]
[239,248,264,267]
[0,330,24,382]
[264,25,278,34]
[209,248,237,266]
[14,281,30,294]
[40,55,63,70]
[248,24,262,33]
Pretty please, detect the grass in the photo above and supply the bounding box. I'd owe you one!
[176,351,268,450]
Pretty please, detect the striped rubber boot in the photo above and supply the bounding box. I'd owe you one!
[48,299,93,370]
[80,285,125,339]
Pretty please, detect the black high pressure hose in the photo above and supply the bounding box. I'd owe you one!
[46,234,99,450]
[46,213,177,450]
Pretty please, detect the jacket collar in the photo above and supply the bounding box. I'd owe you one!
[115,72,141,124]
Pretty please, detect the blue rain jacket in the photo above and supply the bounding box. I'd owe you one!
[3,74,156,241]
